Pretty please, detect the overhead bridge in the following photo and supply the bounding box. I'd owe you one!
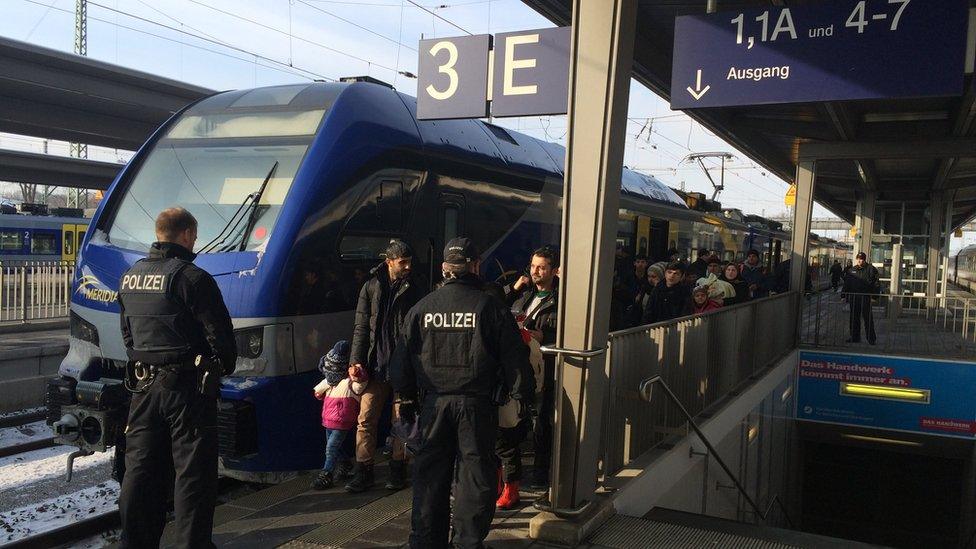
[0,35,214,190]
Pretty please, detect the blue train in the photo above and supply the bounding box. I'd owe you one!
[0,213,89,262]
[50,79,791,479]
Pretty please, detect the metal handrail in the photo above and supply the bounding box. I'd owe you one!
[538,345,607,359]
[638,375,795,528]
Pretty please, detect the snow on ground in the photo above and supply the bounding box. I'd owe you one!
[0,481,120,544]
[0,420,53,449]
[0,446,111,493]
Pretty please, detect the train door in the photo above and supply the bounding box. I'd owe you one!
[649,219,670,263]
[61,224,77,262]
[635,216,651,258]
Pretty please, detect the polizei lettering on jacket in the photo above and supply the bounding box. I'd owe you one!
[423,312,477,329]
[121,274,167,292]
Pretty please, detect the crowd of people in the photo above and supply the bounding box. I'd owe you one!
[612,246,796,329]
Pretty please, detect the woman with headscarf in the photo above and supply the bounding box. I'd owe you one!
[720,262,750,306]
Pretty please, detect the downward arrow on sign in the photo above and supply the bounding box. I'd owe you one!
[687,69,710,100]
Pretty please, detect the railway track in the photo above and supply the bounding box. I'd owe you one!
[0,508,119,549]
[0,437,57,460]
[0,410,46,430]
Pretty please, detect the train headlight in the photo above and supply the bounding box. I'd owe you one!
[70,311,99,346]
[235,327,264,359]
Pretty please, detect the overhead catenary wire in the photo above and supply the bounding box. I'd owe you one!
[405,0,472,34]
[18,0,338,81]
[293,0,418,51]
[184,0,402,74]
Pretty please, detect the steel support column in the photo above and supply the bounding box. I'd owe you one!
[854,191,877,259]
[926,192,945,298]
[549,0,636,513]
[789,161,815,295]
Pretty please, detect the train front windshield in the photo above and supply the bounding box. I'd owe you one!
[107,103,326,254]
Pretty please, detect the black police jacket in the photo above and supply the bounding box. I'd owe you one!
[118,242,237,373]
[391,274,535,401]
[350,264,424,381]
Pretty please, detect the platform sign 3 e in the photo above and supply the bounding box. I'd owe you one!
[671,0,968,109]
[417,27,571,120]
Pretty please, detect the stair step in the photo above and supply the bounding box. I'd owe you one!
[585,508,886,549]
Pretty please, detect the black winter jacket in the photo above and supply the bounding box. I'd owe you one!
[391,274,535,401]
[505,279,559,346]
[641,281,693,324]
[350,264,424,381]
[844,264,880,294]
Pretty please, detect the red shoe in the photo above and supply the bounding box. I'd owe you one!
[496,481,520,510]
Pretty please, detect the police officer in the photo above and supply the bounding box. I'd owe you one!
[392,237,535,549]
[117,207,236,549]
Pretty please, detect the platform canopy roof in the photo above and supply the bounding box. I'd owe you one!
[522,0,976,230]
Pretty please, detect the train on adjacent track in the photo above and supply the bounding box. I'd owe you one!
[952,244,976,293]
[48,79,839,479]
[0,214,89,263]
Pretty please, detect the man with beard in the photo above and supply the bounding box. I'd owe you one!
[506,247,558,490]
[347,239,424,492]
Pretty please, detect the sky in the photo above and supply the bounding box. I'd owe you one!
[0,0,847,222]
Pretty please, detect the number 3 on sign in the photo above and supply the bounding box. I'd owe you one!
[426,41,459,100]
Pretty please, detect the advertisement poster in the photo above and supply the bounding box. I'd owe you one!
[796,351,976,438]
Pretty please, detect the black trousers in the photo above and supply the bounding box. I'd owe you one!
[496,418,530,483]
[119,369,218,549]
[533,358,555,477]
[849,295,877,343]
[410,395,497,549]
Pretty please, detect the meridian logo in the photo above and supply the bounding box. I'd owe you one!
[75,274,118,304]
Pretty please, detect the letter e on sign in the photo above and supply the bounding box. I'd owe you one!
[491,26,571,118]
[417,35,491,120]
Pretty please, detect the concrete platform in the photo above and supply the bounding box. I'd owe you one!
[158,463,575,549]
[0,327,68,413]
[800,290,976,359]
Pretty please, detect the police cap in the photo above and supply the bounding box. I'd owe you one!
[444,237,478,265]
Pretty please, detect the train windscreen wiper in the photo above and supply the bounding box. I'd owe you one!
[198,161,278,254]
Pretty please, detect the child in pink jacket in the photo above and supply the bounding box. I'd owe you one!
[311,341,366,489]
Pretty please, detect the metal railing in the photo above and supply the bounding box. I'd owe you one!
[0,261,75,323]
[800,291,976,358]
[637,375,794,528]
[602,291,799,477]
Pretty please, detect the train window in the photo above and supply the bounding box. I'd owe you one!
[30,233,58,255]
[443,206,459,242]
[338,235,394,263]
[345,180,404,233]
[0,231,22,251]
[378,181,403,229]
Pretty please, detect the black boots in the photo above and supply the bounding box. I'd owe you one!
[311,470,333,490]
[385,460,407,490]
[345,462,375,493]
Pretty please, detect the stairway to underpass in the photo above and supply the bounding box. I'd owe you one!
[586,508,882,549]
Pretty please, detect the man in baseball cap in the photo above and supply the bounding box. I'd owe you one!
[844,251,880,344]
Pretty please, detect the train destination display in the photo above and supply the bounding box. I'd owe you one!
[671,0,968,109]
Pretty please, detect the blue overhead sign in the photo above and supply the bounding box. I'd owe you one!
[796,351,976,439]
[671,0,968,109]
